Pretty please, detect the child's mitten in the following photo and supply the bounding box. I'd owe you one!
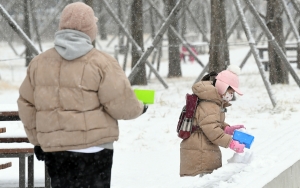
[224,125,245,135]
[229,140,245,153]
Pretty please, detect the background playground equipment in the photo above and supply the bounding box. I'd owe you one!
[134,89,155,104]
[233,130,255,149]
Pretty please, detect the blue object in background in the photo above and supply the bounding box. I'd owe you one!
[233,130,254,149]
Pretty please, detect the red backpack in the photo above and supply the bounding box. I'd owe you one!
[176,94,200,139]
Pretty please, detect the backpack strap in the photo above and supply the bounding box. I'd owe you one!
[177,94,201,139]
[185,94,200,118]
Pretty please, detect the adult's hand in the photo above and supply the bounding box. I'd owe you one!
[34,145,45,161]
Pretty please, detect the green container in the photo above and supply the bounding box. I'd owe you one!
[134,89,155,104]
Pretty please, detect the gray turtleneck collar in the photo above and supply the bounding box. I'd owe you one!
[54,29,93,60]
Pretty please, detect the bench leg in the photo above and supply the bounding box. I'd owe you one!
[19,156,25,188]
[28,155,34,188]
[45,163,51,188]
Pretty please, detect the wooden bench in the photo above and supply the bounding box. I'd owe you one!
[0,127,12,171]
[0,161,12,170]
[261,57,297,71]
[0,125,35,188]
[190,42,208,54]
[0,127,6,133]
[257,45,298,71]
[0,111,51,188]
[0,111,20,121]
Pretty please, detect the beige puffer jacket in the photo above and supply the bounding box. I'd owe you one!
[17,48,143,152]
[180,81,232,176]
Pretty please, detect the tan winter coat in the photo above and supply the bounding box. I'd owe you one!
[17,48,143,152]
[180,81,232,176]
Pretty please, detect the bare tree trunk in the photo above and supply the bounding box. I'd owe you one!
[147,6,157,79]
[24,0,32,67]
[298,20,300,69]
[149,6,156,39]
[98,0,107,40]
[236,25,242,40]
[209,0,230,72]
[117,0,124,48]
[204,0,211,34]
[164,0,182,77]
[131,0,147,85]
[84,0,93,8]
[266,0,289,84]
[0,4,39,56]
[29,0,42,52]
[201,3,208,41]
[181,1,187,38]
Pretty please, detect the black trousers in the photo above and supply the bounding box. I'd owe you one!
[44,149,113,188]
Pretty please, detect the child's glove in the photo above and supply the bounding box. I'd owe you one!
[224,125,245,135]
[229,140,245,153]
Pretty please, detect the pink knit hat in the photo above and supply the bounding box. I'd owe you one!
[59,2,98,41]
[215,65,243,95]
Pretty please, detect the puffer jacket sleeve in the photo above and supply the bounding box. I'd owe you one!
[17,64,38,146]
[196,102,232,148]
[97,55,143,120]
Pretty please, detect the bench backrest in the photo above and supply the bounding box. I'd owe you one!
[0,162,12,170]
[0,127,12,170]
[0,111,20,121]
[0,127,6,133]
[0,111,33,154]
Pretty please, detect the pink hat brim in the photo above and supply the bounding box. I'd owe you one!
[230,85,243,96]
[215,80,243,96]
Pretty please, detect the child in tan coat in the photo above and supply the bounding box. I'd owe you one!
[180,65,245,177]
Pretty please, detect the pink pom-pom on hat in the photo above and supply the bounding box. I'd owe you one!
[215,65,243,96]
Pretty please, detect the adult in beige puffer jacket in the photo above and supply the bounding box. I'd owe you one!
[180,66,245,177]
[17,2,146,188]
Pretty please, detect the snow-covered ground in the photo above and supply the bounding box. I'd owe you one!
[0,38,300,188]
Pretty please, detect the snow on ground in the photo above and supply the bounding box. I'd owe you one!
[0,39,300,188]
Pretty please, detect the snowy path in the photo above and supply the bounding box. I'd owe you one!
[174,118,300,188]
